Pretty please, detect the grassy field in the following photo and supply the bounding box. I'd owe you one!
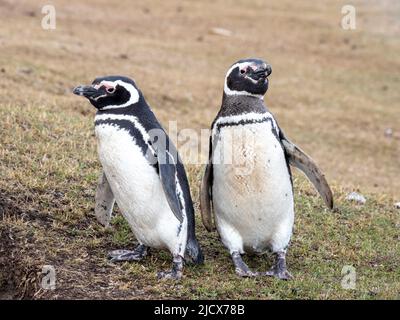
[0,0,399,299]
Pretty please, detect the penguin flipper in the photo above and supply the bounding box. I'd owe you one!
[95,171,115,227]
[200,162,215,232]
[157,150,184,223]
[280,135,334,210]
[200,135,215,232]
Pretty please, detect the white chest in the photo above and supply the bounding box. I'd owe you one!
[211,119,294,253]
[95,124,157,203]
[94,124,182,250]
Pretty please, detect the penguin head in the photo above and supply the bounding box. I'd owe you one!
[224,58,272,98]
[73,76,140,110]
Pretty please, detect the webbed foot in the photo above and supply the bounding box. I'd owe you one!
[231,252,260,277]
[108,244,148,262]
[157,255,183,280]
[264,251,293,280]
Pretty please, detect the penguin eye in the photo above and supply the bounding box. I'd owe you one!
[106,87,116,94]
[240,69,246,75]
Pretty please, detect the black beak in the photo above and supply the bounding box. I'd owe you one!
[73,85,101,98]
[264,64,272,77]
[252,63,272,81]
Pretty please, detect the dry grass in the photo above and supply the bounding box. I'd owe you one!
[0,0,399,299]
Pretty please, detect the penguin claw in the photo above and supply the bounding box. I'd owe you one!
[108,244,148,262]
[265,269,293,280]
[108,252,144,262]
[108,249,132,258]
[157,270,182,280]
[235,268,260,278]
[108,250,145,262]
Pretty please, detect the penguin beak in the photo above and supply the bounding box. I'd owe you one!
[73,85,103,99]
[251,64,272,81]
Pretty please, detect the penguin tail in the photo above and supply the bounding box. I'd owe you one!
[185,237,204,265]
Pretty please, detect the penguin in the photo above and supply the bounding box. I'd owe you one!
[73,76,203,280]
[200,59,333,279]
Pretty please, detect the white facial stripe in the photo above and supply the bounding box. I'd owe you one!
[93,95,107,101]
[98,80,140,110]
[99,81,115,88]
[245,75,258,84]
[224,62,251,82]
[223,62,264,99]
[96,81,116,92]
[91,83,108,101]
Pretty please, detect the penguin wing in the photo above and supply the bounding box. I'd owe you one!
[95,171,115,227]
[200,136,216,231]
[279,130,334,209]
[157,148,184,223]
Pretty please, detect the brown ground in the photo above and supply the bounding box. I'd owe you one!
[0,0,399,299]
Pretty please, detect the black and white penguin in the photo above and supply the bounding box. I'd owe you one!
[73,76,203,279]
[200,59,333,279]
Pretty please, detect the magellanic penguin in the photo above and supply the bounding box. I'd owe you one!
[200,59,333,279]
[73,76,203,279]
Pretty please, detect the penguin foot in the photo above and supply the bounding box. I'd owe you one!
[108,244,148,262]
[157,255,183,280]
[265,251,293,280]
[265,268,293,280]
[235,268,260,278]
[157,270,182,280]
[231,251,260,277]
